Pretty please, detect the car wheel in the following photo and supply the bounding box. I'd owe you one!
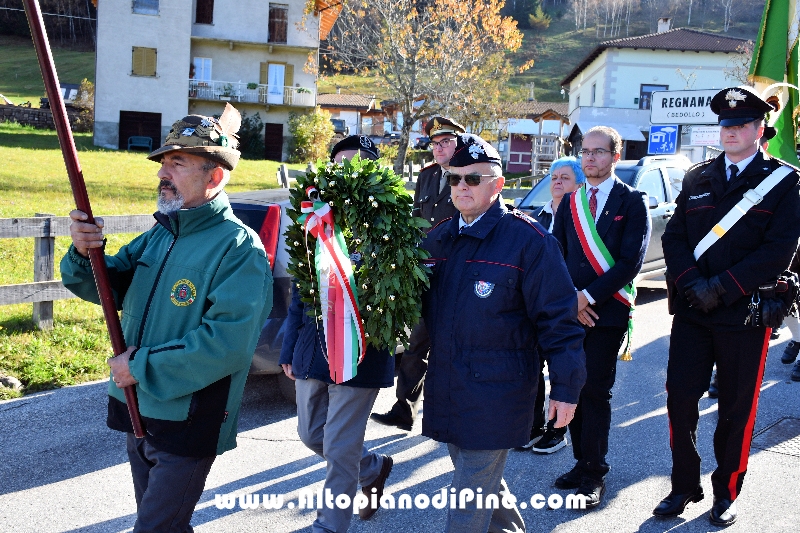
[277,372,296,405]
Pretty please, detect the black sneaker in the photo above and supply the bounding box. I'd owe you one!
[791,360,800,382]
[532,428,567,454]
[515,426,545,450]
[782,341,800,364]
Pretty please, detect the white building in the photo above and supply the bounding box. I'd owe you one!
[560,23,748,160]
[94,0,340,160]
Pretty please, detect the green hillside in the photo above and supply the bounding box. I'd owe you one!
[0,7,764,107]
[0,35,95,107]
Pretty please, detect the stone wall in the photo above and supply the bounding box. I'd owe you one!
[0,104,90,132]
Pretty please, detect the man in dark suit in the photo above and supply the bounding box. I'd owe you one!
[552,126,651,508]
[371,116,463,431]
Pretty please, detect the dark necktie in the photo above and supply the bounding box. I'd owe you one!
[729,164,739,182]
[589,187,599,220]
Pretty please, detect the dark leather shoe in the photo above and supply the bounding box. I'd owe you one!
[653,486,704,516]
[370,411,413,431]
[709,498,737,526]
[792,360,800,382]
[782,340,800,364]
[708,372,719,399]
[359,455,393,520]
[554,465,583,489]
[575,477,605,509]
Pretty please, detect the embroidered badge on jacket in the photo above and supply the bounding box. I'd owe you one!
[170,279,196,306]
[474,280,495,298]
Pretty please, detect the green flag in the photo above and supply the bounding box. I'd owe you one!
[749,0,800,166]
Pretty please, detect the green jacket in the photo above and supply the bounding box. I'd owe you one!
[61,192,273,457]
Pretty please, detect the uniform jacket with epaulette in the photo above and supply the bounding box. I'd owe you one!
[413,163,458,227]
[420,199,586,450]
[662,151,800,326]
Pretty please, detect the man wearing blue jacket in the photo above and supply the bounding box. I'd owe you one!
[280,136,395,532]
[422,134,586,532]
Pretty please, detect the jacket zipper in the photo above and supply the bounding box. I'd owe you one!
[136,235,178,346]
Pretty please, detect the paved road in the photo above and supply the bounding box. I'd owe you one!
[1,281,798,532]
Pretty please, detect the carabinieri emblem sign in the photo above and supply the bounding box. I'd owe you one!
[474,280,495,298]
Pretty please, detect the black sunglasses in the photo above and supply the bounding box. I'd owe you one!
[444,171,496,187]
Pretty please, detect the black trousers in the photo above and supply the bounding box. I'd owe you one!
[666,315,770,500]
[568,325,626,480]
[389,318,430,423]
[127,434,215,533]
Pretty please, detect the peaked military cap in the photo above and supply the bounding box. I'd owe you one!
[710,87,773,127]
[329,135,380,161]
[148,103,241,170]
[424,116,466,139]
[448,134,502,167]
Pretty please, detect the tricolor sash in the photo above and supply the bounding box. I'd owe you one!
[298,187,366,383]
[571,187,636,358]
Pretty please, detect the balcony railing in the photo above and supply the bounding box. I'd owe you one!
[188,79,315,107]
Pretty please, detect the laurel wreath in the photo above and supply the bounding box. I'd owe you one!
[285,157,431,350]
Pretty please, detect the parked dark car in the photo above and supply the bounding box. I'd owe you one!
[515,155,691,282]
[382,131,401,144]
[414,136,432,150]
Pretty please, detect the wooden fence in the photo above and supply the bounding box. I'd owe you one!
[0,213,154,330]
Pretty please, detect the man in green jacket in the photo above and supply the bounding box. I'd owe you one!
[61,105,272,533]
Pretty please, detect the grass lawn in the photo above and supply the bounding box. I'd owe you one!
[0,123,300,399]
[0,35,96,107]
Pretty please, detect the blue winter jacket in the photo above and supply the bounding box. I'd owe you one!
[279,284,394,388]
[421,199,586,450]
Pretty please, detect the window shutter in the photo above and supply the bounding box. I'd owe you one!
[145,49,157,77]
[132,47,143,75]
[260,62,268,85]
[284,64,294,88]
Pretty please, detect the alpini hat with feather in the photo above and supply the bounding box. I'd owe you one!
[148,103,242,170]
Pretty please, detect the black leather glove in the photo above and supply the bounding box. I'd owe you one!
[685,276,726,313]
[761,298,785,328]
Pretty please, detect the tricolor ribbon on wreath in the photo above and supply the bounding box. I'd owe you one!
[571,187,636,360]
[297,186,366,383]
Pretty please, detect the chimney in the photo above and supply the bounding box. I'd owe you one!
[657,18,672,33]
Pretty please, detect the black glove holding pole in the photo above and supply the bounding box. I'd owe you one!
[685,276,727,313]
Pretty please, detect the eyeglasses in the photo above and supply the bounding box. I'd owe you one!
[578,148,614,157]
[431,138,456,149]
[444,171,496,187]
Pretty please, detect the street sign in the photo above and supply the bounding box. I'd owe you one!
[689,125,721,146]
[648,125,678,155]
[650,89,717,124]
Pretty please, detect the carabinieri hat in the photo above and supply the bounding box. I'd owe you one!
[329,135,380,161]
[424,116,466,138]
[448,134,502,167]
[148,103,241,170]
[710,87,774,127]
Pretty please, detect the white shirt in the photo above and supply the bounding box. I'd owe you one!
[540,200,555,232]
[585,175,615,222]
[724,151,758,181]
[581,175,617,305]
[458,211,486,232]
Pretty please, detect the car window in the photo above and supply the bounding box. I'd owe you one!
[613,167,637,186]
[666,167,685,200]
[637,169,666,205]
[517,177,553,209]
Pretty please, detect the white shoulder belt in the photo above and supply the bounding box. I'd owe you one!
[693,165,793,260]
